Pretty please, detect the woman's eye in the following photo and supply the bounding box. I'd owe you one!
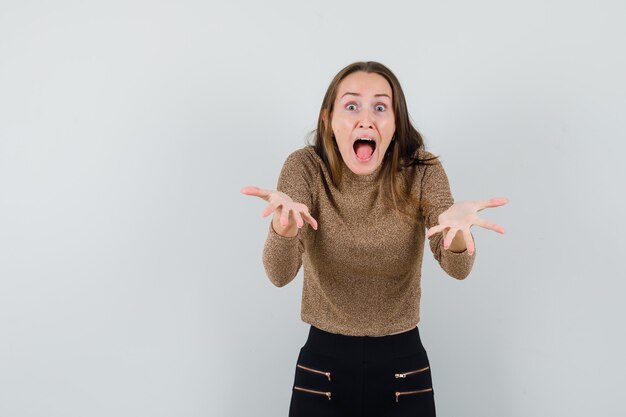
[376,104,386,111]
[346,103,357,111]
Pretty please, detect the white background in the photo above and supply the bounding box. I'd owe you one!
[1,1,624,416]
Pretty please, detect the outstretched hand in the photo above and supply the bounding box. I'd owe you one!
[240,185,318,231]
[425,197,508,255]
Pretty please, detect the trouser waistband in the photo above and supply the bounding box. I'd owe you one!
[302,325,423,362]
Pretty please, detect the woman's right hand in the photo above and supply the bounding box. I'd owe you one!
[240,186,318,237]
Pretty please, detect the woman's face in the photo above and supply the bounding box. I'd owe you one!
[330,71,395,176]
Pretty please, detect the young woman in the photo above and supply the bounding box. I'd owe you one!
[241,61,507,417]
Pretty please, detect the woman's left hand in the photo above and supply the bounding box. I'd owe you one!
[425,197,509,255]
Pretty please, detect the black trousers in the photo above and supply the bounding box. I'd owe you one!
[288,324,436,417]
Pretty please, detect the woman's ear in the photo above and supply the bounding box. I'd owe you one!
[322,109,331,128]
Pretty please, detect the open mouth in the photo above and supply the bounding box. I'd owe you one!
[353,137,377,161]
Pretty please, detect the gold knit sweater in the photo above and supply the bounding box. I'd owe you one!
[262,146,476,336]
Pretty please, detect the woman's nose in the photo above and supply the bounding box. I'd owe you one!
[358,111,375,128]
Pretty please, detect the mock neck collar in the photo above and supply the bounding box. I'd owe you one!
[340,158,385,183]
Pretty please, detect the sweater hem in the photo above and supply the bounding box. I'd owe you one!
[301,314,420,337]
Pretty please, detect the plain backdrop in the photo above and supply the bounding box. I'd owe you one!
[1,1,625,416]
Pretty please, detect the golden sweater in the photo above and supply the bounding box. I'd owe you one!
[262,145,476,336]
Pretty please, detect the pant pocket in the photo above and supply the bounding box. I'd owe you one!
[292,348,334,398]
[288,349,339,417]
[390,353,435,404]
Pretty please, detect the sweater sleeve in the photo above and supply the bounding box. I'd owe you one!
[262,149,315,287]
[420,155,476,280]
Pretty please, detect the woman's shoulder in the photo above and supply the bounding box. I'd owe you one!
[280,145,324,178]
[412,148,443,174]
[400,148,441,175]
[288,144,318,159]
[283,145,323,167]
[414,148,438,162]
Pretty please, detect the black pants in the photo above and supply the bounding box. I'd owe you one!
[288,325,436,417]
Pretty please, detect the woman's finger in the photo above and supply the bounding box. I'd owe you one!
[280,205,292,227]
[302,211,317,230]
[443,227,458,249]
[240,186,272,200]
[462,229,475,255]
[293,210,304,228]
[475,217,506,234]
[261,202,277,218]
[426,224,446,238]
[300,210,318,230]
[477,197,509,212]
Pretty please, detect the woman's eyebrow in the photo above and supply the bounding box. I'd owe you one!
[340,92,391,99]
